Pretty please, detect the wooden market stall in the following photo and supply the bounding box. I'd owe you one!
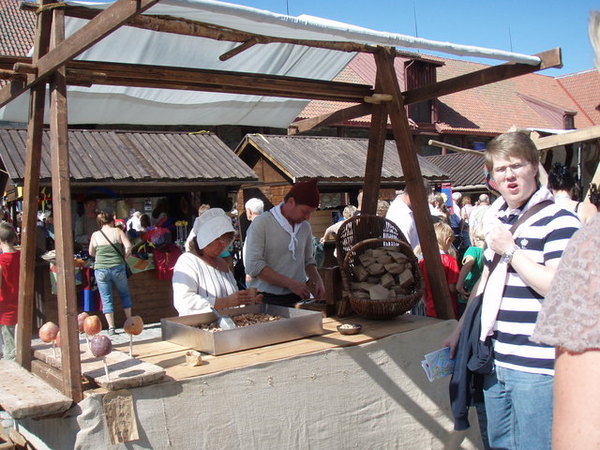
[0,127,257,328]
[235,133,450,236]
[0,0,562,444]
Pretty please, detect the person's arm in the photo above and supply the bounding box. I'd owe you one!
[552,347,600,449]
[305,263,325,299]
[486,218,578,296]
[456,256,475,297]
[579,202,598,225]
[321,221,341,243]
[0,265,3,291]
[118,228,133,258]
[442,265,489,357]
[254,265,312,299]
[88,233,96,257]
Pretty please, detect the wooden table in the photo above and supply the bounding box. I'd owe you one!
[111,314,440,382]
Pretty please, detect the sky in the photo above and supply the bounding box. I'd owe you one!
[230,0,598,76]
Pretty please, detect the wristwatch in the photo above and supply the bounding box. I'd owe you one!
[501,245,519,264]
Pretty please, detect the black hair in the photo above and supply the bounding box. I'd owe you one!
[548,163,576,192]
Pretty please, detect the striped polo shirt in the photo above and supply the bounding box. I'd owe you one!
[484,201,581,375]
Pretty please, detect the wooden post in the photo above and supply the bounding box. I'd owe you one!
[374,47,454,319]
[361,77,388,215]
[16,0,53,370]
[49,7,83,402]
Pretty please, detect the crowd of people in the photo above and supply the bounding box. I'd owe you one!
[0,131,598,449]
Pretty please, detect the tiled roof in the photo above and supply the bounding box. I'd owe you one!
[433,56,594,133]
[298,52,411,126]
[300,53,597,135]
[556,70,600,125]
[0,0,34,56]
[426,152,486,190]
[236,134,449,183]
[0,129,257,185]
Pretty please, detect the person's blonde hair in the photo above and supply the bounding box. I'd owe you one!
[434,221,457,258]
[434,221,454,247]
[342,205,357,219]
[484,131,539,173]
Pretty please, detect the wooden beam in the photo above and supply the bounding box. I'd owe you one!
[428,139,484,156]
[532,125,600,150]
[55,5,378,55]
[16,0,53,370]
[0,0,160,108]
[48,7,83,403]
[375,47,454,320]
[0,56,373,104]
[361,77,388,216]
[288,104,372,135]
[403,48,562,105]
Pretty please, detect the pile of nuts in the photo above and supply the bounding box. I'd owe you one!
[349,246,417,300]
[199,313,282,332]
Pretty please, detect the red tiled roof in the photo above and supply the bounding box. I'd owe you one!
[300,53,597,135]
[433,56,594,133]
[0,0,34,57]
[556,70,600,126]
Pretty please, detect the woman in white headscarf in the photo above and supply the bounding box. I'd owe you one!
[172,208,261,316]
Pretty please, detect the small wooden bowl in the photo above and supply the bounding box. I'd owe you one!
[337,323,363,335]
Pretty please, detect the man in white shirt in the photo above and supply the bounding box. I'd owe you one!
[386,190,419,249]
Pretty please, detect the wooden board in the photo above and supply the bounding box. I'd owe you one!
[111,315,441,382]
[0,360,72,419]
[308,210,334,240]
[32,341,165,391]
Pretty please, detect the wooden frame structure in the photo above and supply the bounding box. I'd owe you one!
[0,0,562,401]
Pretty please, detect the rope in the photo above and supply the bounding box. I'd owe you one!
[36,2,68,14]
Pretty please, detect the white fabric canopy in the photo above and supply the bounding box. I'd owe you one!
[0,0,540,126]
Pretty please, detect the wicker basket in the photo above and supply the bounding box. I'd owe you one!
[335,215,408,268]
[342,238,422,320]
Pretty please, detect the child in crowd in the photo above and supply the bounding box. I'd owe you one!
[456,228,485,318]
[0,222,21,360]
[418,221,459,318]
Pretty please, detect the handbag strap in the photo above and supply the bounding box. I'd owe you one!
[99,229,127,264]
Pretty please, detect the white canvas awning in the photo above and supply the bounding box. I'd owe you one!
[0,0,541,127]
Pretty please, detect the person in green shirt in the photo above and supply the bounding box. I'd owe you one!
[456,229,485,318]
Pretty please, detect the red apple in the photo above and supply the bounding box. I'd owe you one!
[123,316,144,336]
[55,331,61,347]
[90,334,113,358]
[77,312,89,333]
[83,315,102,336]
[39,321,59,343]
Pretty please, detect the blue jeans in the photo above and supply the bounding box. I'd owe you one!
[483,365,553,450]
[95,265,132,314]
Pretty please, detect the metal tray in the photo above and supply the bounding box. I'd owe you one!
[161,304,323,355]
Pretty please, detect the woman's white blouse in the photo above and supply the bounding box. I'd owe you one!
[172,252,237,316]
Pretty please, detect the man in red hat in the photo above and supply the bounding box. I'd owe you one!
[244,179,325,306]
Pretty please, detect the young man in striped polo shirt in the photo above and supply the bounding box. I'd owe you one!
[446,132,581,449]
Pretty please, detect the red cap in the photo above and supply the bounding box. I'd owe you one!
[287,179,320,208]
